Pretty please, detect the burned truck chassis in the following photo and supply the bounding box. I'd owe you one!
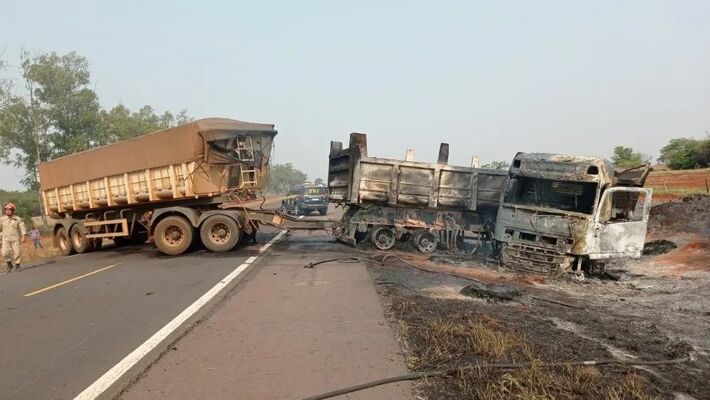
[335,204,497,254]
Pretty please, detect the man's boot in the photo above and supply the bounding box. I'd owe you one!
[15,264,21,272]
[6,261,13,273]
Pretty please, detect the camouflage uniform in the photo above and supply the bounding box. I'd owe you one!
[1,215,27,270]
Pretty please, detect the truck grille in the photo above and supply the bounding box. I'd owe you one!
[501,243,573,275]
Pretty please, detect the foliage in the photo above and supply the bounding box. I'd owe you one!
[98,105,189,145]
[0,50,189,190]
[0,55,11,107]
[313,177,324,186]
[482,160,510,170]
[611,146,649,167]
[659,137,710,170]
[265,163,307,194]
[0,189,41,225]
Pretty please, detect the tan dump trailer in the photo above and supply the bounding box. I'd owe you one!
[39,118,278,255]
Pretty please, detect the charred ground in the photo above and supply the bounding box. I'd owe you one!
[365,195,709,399]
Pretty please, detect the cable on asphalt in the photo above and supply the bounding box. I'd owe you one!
[300,356,692,400]
[303,255,587,310]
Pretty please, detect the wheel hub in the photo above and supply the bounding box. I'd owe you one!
[371,227,396,250]
[210,223,230,243]
[413,231,438,254]
[165,226,184,245]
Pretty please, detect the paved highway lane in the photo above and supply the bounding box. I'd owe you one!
[0,231,278,400]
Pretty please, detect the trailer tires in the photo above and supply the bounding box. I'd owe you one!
[371,226,396,250]
[154,216,195,255]
[200,215,240,253]
[412,230,439,254]
[56,227,76,256]
[70,225,94,254]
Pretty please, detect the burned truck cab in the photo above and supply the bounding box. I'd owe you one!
[494,153,652,275]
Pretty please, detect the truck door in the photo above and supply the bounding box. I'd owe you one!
[588,187,653,259]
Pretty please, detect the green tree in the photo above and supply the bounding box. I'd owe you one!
[265,163,308,194]
[0,189,42,226]
[314,177,324,186]
[611,146,648,167]
[98,104,190,144]
[0,50,190,192]
[482,160,510,170]
[0,51,99,189]
[23,51,102,155]
[0,54,11,107]
[658,137,709,170]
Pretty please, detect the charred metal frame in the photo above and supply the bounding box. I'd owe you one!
[328,133,507,253]
[494,153,653,274]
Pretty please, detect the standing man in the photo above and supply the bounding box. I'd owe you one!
[1,203,27,272]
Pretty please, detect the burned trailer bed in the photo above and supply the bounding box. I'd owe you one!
[328,133,507,253]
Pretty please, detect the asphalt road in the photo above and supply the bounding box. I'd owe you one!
[0,232,283,400]
[0,196,299,400]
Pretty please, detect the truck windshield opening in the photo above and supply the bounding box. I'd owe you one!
[503,177,598,214]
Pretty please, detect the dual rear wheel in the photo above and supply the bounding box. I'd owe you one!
[154,215,244,256]
[55,225,104,256]
[368,226,439,254]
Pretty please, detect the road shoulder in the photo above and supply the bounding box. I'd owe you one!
[121,232,412,400]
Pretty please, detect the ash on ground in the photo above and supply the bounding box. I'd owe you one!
[367,194,710,399]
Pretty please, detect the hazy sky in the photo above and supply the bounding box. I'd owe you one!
[1,0,708,190]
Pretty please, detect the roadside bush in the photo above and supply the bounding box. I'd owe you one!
[659,137,710,170]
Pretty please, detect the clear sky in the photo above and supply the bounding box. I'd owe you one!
[1,0,708,190]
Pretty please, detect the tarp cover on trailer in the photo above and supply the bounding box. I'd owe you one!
[38,118,277,190]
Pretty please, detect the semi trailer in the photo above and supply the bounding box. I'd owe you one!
[39,118,279,255]
[327,133,508,253]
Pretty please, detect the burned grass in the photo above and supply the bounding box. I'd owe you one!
[377,284,700,400]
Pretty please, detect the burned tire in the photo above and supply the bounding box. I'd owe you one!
[200,215,240,253]
[70,225,94,254]
[154,216,194,256]
[371,226,396,250]
[55,227,75,256]
[412,230,438,254]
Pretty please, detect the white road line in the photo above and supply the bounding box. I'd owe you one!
[73,230,287,400]
[299,215,304,219]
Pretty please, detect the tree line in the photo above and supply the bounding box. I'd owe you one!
[0,50,189,190]
[612,136,710,169]
[1,50,708,215]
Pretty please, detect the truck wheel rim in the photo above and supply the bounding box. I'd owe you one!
[372,227,396,250]
[415,232,438,253]
[209,223,231,244]
[165,226,184,246]
[72,231,83,249]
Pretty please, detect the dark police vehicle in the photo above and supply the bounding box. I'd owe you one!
[281,185,329,216]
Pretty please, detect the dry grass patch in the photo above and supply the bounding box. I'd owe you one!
[384,290,659,400]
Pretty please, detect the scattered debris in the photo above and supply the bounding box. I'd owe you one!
[459,282,520,302]
[643,239,677,255]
